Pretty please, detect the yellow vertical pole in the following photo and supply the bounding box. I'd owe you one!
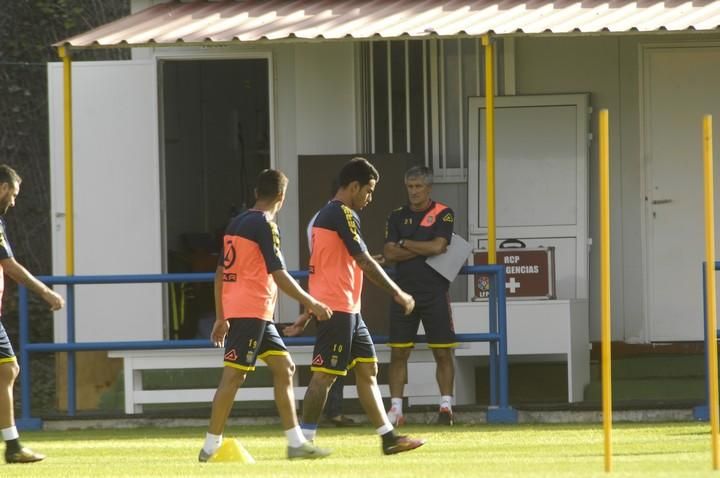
[482,34,496,265]
[703,114,720,469]
[58,46,74,275]
[599,109,612,472]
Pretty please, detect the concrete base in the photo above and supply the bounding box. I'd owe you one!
[39,407,699,432]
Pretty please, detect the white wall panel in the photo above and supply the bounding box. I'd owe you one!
[48,61,163,342]
[294,43,356,155]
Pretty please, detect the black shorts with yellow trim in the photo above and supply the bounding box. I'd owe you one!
[223,318,288,371]
[311,311,376,376]
[0,320,16,364]
[389,290,457,348]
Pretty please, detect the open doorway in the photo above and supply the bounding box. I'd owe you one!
[160,58,271,339]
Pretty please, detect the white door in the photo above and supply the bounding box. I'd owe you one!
[467,95,590,301]
[644,46,720,341]
[48,60,163,342]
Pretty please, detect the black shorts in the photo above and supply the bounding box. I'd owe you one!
[311,312,377,376]
[389,291,457,348]
[0,320,16,364]
[223,318,288,371]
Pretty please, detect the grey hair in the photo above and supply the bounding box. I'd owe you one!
[404,165,433,185]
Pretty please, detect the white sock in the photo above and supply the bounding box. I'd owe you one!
[390,397,403,414]
[203,432,222,454]
[285,426,306,448]
[376,423,394,436]
[440,395,453,410]
[300,424,317,441]
[1,426,19,441]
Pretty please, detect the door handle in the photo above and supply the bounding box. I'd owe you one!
[651,199,672,205]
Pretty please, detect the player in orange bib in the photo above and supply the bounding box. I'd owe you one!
[199,169,333,462]
[294,158,425,455]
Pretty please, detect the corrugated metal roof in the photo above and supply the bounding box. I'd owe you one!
[55,0,720,48]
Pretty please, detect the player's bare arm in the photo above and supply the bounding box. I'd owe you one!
[271,270,332,321]
[282,311,312,337]
[211,266,228,347]
[372,253,387,265]
[213,266,225,322]
[354,251,415,315]
[0,257,64,311]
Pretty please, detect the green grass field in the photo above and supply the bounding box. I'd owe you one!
[4,422,718,477]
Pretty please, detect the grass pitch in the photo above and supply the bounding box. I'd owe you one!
[4,422,716,477]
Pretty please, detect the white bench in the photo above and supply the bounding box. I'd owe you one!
[108,300,588,414]
[108,344,467,414]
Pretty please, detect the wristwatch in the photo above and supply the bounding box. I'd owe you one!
[397,239,406,248]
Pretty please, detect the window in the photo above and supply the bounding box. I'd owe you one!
[358,38,502,182]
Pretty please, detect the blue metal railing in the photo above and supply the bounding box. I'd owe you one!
[17,265,513,428]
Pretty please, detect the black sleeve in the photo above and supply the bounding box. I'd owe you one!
[385,210,401,243]
[435,207,455,243]
[0,222,14,260]
[257,220,286,273]
[335,204,367,256]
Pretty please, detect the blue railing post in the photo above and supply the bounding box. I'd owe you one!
[488,267,498,407]
[16,285,42,429]
[496,266,510,409]
[485,265,517,423]
[460,265,515,423]
[66,284,76,417]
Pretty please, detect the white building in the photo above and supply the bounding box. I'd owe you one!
[46,0,720,406]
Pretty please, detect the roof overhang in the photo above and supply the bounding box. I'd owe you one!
[54,0,720,50]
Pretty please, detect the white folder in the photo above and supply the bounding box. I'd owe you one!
[425,233,473,282]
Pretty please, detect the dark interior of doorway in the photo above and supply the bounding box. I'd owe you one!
[161,58,270,339]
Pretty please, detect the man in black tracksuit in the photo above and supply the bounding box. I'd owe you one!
[383,166,457,426]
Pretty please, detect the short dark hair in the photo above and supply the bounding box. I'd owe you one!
[255,169,288,200]
[0,165,21,187]
[338,157,379,188]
